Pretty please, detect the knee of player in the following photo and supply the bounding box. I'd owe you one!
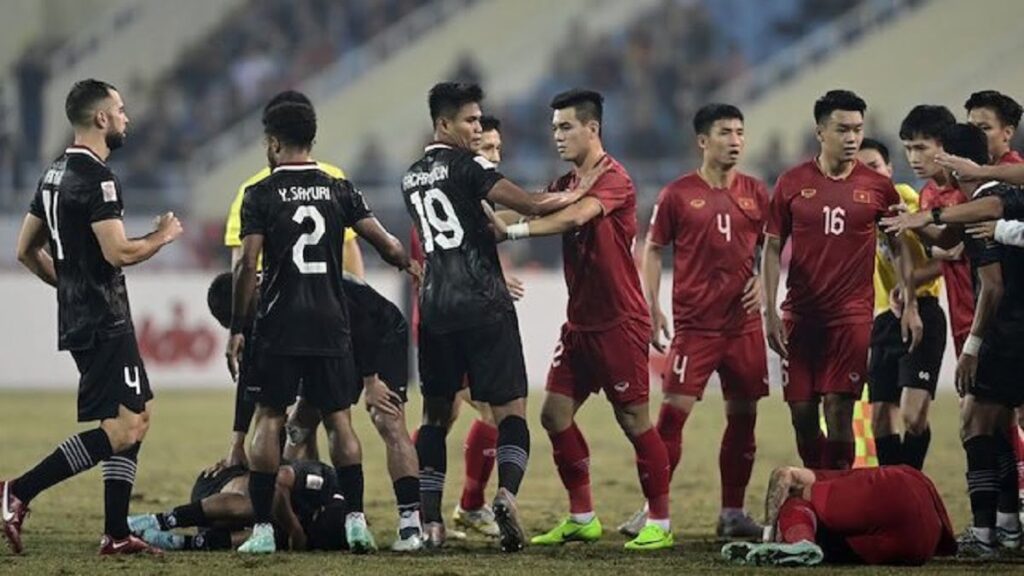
[539,407,572,434]
[901,411,929,435]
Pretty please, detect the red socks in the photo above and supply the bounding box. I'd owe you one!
[720,413,756,509]
[630,428,671,521]
[459,419,498,511]
[777,497,817,543]
[550,423,593,514]
[656,403,688,478]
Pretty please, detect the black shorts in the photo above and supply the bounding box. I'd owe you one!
[868,297,947,403]
[419,311,528,406]
[353,336,409,404]
[247,350,358,414]
[70,333,153,422]
[190,465,248,503]
[972,339,1024,408]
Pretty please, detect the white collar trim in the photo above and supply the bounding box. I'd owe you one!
[65,146,104,165]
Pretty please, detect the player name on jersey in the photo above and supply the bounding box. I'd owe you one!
[402,165,449,190]
[277,186,333,202]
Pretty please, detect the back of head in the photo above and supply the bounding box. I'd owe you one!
[263,90,313,123]
[65,78,116,128]
[941,123,991,167]
[207,272,233,329]
[693,103,743,135]
[899,105,956,142]
[813,90,866,124]
[550,89,604,133]
[965,90,1023,128]
[263,102,317,149]
[428,82,484,125]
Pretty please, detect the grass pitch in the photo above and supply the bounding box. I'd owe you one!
[0,389,1021,574]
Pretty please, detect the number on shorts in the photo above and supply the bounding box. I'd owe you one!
[124,366,141,395]
[551,341,565,368]
[672,354,688,383]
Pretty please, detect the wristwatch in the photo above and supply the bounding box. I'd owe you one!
[930,206,943,225]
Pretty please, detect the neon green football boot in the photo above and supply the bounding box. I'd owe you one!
[624,524,674,551]
[530,516,602,545]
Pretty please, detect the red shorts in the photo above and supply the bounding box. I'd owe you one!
[809,466,956,565]
[662,329,768,401]
[782,320,871,403]
[546,319,650,406]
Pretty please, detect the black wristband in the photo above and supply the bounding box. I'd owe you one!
[930,207,943,225]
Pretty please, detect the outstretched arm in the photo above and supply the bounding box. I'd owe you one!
[483,197,604,239]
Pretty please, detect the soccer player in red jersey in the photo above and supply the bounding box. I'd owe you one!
[722,465,956,566]
[902,105,974,356]
[618,104,767,539]
[484,89,673,551]
[762,90,922,471]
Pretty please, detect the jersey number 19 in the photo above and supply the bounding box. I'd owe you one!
[410,188,464,253]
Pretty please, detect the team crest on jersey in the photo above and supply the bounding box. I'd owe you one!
[689,198,706,209]
[853,189,871,204]
[800,188,816,198]
[848,372,861,382]
[738,197,755,210]
[101,180,117,203]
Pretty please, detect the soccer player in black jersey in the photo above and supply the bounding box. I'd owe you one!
[228,101,417,554]
[128,460,350,552]
[207,270,424,551]
[2,79,182,556]
[402,82,597,552]
[884,124,1024,558]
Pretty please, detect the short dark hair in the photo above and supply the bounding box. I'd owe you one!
[480,115,501,133]
[428,82,484,124]
[692,103,744,135]
[263,102,316,149]
[550,89,604,128]
[263,90,312,122]
[941,123,990,167]
[813,89,866,124]
[207,272,232,329]
[965,90,1023,128]
[65,79,117,127]
[859,137,890,165]
[899,105,956,142]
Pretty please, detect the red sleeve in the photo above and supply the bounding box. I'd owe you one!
[879,180,901,217]
[648,186,674,246]
[766,176,791,238]
[590,171,631,215]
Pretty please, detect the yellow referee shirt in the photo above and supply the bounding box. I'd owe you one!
[223,161,357,248]
[874,183,942,315]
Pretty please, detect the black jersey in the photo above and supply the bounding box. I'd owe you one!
[343,272,408,378]
[998,185,1024,220]
[28,146,133,351]
[965,182,1024,342]
[289,461,342,529]
[240,162,371,356]
[401,143,512,333]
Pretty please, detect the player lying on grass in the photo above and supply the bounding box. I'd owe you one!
[207,270,424,551]
[722,464,956,566]
[127,460,348,552]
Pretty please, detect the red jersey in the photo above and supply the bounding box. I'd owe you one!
[767,159,900,326]
[649,171,768,336]
[998,149,1024,165]
[550,155,648,331]
[919,181,974,341]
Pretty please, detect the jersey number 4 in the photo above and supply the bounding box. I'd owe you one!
[41,189,66,260]
[410,188,464,253]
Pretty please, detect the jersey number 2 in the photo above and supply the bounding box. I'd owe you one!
[410,188,464,253]
[292,205,327,274]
